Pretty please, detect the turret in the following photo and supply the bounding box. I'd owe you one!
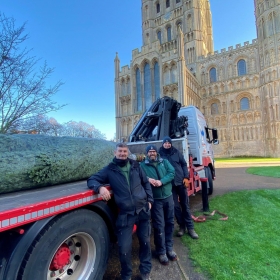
[254,0,280,155]
[141,0,154,45]
[254,0,280,70]
[183,0,214,72]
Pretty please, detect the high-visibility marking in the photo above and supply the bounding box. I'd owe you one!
[0,189,112,233]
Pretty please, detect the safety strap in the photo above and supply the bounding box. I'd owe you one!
[192,210,228,222]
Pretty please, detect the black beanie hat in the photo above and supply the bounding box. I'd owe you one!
[146,144,157,153]
[162,136,172,145]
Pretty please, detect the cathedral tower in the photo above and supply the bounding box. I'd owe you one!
[254,0,280,155]
[141,0,214,65]
[115,1,280,156]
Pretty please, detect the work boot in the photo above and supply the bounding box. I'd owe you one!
[141,273,151,280]
[188,229,199,239]
[167,250,178,261]
[158,254,169,265]
[177,227,185,237]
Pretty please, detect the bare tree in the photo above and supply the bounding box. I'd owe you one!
[60,121,106,139]
[17,115,62,135]
[0,13,65,134]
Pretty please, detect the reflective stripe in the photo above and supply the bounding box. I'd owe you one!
[0,191,112,232]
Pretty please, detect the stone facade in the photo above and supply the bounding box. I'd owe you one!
[115,0,280,157]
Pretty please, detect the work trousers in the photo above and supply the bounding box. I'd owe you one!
[151,195,174,255]
[116,208,152,280]
[172,184,194,230]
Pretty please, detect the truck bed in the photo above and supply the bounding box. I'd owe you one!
[0,180,89,213]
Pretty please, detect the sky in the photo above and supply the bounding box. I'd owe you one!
[1,0,257,140]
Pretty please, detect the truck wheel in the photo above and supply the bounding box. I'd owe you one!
[206,166,214,195]
[19,209,109,280]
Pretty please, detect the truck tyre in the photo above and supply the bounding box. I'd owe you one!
[206,166,214,195]
[18,209,110,280]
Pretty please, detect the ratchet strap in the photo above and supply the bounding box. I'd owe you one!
[192,210,228,222]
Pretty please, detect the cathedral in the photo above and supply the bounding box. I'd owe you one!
[114,0,280,157]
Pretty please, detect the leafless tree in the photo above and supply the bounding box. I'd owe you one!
[0,13,65,134]
[17,115,62,135]
[60,121,106,139]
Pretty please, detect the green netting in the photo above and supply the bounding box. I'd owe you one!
[0,134,115,194]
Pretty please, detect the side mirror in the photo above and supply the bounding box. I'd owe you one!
[213,139,219,145]
[212,128,218,140]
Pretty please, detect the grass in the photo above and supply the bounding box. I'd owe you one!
[246,166,280,178]
[215,157,280,178]
[184,189,280,280]
[215,157,280,163]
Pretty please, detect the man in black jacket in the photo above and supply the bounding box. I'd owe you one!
[159,136,199,239]
[87,143,153,280]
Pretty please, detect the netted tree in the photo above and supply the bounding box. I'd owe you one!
[0,12,65,134]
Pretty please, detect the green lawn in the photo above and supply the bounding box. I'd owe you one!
[215,157,280,178]
[184,189,280,280]
[215,157,280,163]
[246,166,280,178]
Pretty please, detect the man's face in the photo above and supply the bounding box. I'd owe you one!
[147,149,157,161]
[115,147,129,160]
[163,142,171,149]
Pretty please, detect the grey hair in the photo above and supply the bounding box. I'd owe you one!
[115,142,128,150]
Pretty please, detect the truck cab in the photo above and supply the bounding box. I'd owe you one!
[178,105,219,167]
[128,96,219,201]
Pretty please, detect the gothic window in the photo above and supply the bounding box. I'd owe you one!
[261,18,266,39]
[163,67,170,85]
[209,67,217,83]
[258,22,263,39]
[167,26,172,42]
[144,63,152,110]
[145,5,148,20]
[166,0,170,8]
[201,72,205,85]
[237,59,247,76]
[211,103,219,115]
[126,79,131,95]
[136,68,142,111]
[171,65,177,83]
[156,3,160,14]
[157,31,162,44]
[177,21,182,31]
[240,97,249,110]
[187,14,192,31]
[121,80,126,96]
[154,62,160,100]
[230,101,234,112]
[276,12,280,33]
[268,13,275,36]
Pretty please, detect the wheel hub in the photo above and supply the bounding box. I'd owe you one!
[49,243,71,271]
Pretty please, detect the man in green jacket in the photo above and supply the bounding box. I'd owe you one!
[140,144,176,266]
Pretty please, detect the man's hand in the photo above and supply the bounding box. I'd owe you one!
[148,202,152,209]
[155,180,162,187]
[148,177,157,186]
[148,178,162,187]
[183,178,189,188]
[99,186,111,201]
